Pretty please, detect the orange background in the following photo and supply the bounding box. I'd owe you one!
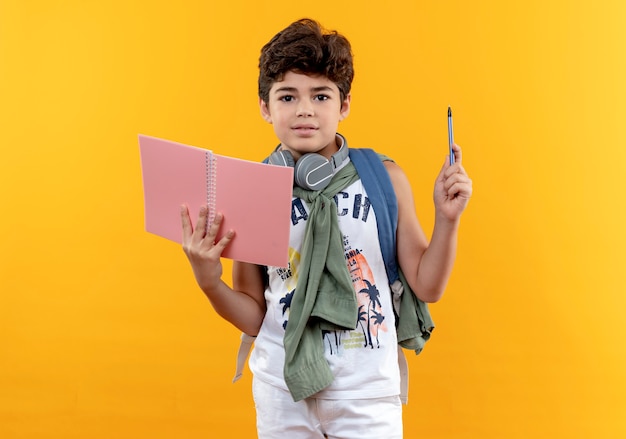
[1,1,625,437]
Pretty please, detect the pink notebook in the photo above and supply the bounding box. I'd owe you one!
[138,135,294,267]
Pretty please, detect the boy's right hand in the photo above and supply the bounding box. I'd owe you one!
[181,205,235,293]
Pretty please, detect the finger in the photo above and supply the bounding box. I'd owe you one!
[192,205,210,242]
[447,179,473,199]
[443,170,471,193]
[444,161,468,180]
[213,229,236,253]
[451,143,462,164]
[205,211,224,244]
[181,204,193,241]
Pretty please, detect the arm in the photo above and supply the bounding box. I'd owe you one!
[181,205,266,335]
[386,143,472,303]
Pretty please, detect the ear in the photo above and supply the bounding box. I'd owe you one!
[339,94,351,121]
[259,98,272,123]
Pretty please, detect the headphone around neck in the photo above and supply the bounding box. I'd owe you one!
[268,134,350,191]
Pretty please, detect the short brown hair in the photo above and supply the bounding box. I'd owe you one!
[258,18,354,104]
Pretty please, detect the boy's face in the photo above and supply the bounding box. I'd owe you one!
[260,71,350,160]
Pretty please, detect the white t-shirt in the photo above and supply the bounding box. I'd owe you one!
[249,175,401,400]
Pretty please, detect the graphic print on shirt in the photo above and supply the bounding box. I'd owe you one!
[341,233,389,352]
[277,189,388,355]
[276,247,300,330]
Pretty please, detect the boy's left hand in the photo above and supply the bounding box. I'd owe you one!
[434,143,472,221]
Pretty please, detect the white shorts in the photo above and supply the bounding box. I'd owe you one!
[252,376,403,439]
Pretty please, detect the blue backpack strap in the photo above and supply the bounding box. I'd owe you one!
[348,148,399,283]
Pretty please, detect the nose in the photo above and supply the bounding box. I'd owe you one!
[296,100,314,117]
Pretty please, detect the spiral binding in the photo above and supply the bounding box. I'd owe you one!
[205,150,217,228]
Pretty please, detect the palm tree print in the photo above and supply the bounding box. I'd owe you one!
[279,289,294,330]
[357,305,369,347]
[358,279,381,349]
[370,309,385,348]
[322,330,343,354]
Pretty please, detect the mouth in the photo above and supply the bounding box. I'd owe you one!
[292,125,318,135]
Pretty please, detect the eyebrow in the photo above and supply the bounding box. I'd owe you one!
[273,85,335,94]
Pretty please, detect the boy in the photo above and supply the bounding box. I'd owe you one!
[181,18,472,439]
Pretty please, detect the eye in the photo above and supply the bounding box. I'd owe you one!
[279,95,294,102]
[314,94,329,101]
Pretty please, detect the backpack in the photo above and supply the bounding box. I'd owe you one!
[348,148,400,284]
